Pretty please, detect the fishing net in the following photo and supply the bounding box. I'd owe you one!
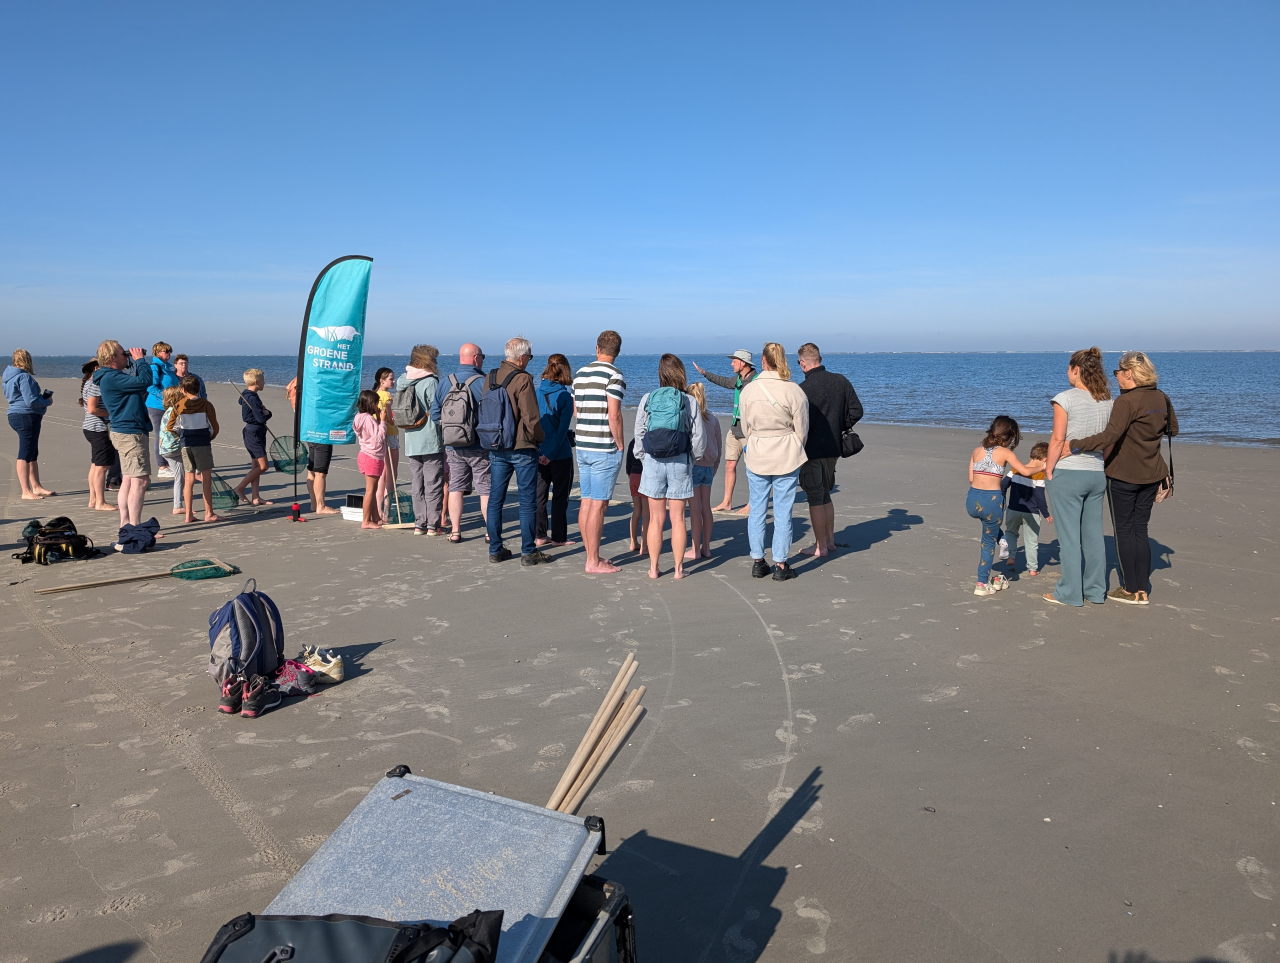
[387,489,414,524]
[209,473,239,511]
[270,435,306,475]
[170,559,241,581]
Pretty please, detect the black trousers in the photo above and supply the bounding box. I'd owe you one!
[535,457,573,543]
[1107,477,1159,592]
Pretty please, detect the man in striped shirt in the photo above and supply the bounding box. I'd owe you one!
[573,330,626,574]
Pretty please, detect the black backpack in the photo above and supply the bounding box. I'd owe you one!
[200,909,503,963]
[13,517,101,565]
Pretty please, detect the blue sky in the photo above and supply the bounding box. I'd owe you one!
[3,0,1277,354]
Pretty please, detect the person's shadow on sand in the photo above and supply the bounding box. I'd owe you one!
[593,767,822,962]
[799,507,922,571]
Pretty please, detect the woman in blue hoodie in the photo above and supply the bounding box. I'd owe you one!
[4,348,55,499]
[535,354,575,546]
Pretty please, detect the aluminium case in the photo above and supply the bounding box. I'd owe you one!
[265,769,613,963]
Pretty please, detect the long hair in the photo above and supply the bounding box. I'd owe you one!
[1069,347,1110,401]
[657,353,688,391]
[761,342,790,381]
[688,381,710,421]
[373,366,394,388]
[983,415,1021,450]
[541,353,572,385]
[1118,350,1158,386]
[80,360,97,405]
[11,349,33,373]
[357,389,381,416]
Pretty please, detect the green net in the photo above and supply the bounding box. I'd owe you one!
[170,559,241,581]
[270,436,306,475]
[387,489,414,524]
[209,473,239,511]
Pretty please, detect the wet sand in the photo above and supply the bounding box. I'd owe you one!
[2,378,1278,962]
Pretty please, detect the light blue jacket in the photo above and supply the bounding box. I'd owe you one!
[3,366,52,415]
[395,371,442,457]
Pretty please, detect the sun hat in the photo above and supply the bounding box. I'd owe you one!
[727,349,753,365]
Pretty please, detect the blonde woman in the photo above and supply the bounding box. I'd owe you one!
[739,343,809,581]
[4,349,55,499]
[1068,350,1179,605]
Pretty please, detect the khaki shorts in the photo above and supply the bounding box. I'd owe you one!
[182,445,214,472]
[110,431,151,477]
[799,457,837,506]
[724,428,744,461]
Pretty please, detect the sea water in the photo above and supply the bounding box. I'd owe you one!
[31,351,1279,448]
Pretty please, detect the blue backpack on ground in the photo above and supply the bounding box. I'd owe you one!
[477,368,525,450]
[208,579,285,684]
[642,387,691,458]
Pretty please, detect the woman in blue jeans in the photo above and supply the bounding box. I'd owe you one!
[738,342,810,581]
[1043,347,1113,606]
[4,348,56,499]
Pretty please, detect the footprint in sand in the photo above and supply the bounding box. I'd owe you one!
[1236,856,1276,900]
[921,685,960,703]
[1236,736,1272,764]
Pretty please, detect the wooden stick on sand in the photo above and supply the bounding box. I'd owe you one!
[561,690,647,815]
[545,653,636,811]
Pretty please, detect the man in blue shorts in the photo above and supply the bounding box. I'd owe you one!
[572,330,626,574]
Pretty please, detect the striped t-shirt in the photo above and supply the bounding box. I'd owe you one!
[572,361,626,451]
[82,380,108,432]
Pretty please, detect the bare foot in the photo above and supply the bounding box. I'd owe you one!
[21,493,44,500]
[584,560,621,574]
[362,522,383,530]
[648,567,660,579]
[251,498,274,506]
[710,503,730,513]
[799,544,828,557]
[673,568,685,579]
[684,548,697,560]
[315,506,340,515]
[700,550,712,559]
[204,514,223,522]
[535,537,551,547]
[734,505,749,516]
[95,504,117,511]
[549,538,577,546]
[184,515,197,524]
[172,508,186,515]
[33,489,57,497]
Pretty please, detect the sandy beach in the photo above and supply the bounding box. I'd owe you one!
[2,377,1278,962]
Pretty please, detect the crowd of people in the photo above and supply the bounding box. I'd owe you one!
[5,337,1176,599]
[965,347,1178,605]
[339,331,862,580]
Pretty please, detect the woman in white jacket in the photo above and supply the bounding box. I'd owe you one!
[739,342,809,581]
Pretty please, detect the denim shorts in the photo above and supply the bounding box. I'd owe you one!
[576,447,623,501]
[692,464,715,488]
[639,455,693,500]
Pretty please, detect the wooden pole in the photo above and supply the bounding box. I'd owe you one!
[545,654,636,811]
[559,684,646,813]
[561,696,647,815]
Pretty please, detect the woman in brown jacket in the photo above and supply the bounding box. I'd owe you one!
[1068,351,1178,605]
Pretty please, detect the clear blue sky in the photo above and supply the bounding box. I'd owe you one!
[3,1,1277,354]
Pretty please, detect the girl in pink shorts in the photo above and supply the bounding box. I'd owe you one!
[353,390,386,529]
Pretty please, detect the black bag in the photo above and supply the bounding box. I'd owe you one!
[13,516,101,565]
[840,427,864,458]
[200,908,503,963]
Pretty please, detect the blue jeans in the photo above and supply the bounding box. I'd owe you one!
[487,449,538,556]
[746,468,798,563]
[966,488,1004,584]
[1046,469,1107,605]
